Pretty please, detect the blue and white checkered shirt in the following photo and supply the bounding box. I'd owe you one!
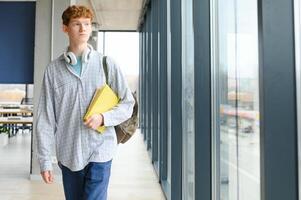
[36,49,135,172]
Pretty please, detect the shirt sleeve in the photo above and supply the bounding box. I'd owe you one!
[101,57,135,127]
[35,66,56,172]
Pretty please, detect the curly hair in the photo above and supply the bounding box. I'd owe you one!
[62,5,94,26]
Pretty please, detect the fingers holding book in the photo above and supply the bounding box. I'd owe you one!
[84,113,104,130]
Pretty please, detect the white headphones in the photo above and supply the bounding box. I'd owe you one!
[63,44,93,65]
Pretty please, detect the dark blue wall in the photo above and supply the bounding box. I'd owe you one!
[0,2,35,84]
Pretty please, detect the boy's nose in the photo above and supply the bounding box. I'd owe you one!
[80,24,86,31]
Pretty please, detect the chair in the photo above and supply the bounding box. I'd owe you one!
[21,97,33,105]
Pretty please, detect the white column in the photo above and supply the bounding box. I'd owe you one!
[31,0,73,180]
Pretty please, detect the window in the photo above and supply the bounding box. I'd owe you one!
[211,0,260,199]
[97,32,139,92]
[182,0,195,199]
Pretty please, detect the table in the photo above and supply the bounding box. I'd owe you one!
[0,117,33,124]
[0,108,33,115]
[0,117,33,137]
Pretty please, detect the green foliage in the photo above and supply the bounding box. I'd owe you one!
[0,126,9,134]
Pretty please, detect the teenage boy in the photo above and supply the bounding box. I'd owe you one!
[36,5,134,200]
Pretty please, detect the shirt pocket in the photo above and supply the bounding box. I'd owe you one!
[53,80,78,105]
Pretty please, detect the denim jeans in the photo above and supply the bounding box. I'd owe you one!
[60,160,112,200]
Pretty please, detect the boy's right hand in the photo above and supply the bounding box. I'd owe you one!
[41,170,54,184]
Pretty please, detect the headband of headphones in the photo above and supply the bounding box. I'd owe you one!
[63,44,93,65]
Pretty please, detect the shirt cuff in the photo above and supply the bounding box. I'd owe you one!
[40,161,53,172]
[102,112,113,127]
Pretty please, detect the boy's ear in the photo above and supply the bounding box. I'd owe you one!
[62,24,68,33]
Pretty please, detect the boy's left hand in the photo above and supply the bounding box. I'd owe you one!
[84,114,104,130]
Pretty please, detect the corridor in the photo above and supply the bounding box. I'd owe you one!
[0,130,165,200]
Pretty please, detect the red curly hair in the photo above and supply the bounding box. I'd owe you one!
[62,5,94,26]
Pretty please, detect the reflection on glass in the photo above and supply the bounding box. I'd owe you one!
[182,0,195,199]
[216,0,260,200]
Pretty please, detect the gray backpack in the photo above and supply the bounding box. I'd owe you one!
[102,56,138,144]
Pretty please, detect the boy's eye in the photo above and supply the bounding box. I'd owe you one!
[72,22,90,26]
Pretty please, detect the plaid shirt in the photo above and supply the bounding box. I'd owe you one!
[36,50,134,172]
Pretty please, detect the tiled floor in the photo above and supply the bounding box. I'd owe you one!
[0,130,166,200]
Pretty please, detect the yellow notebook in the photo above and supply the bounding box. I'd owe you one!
[84,84,120,133]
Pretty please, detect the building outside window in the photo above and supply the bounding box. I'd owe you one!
[211,0,260,199]
[182,0,195,199]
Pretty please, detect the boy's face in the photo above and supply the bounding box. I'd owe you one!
[63,17,92,45]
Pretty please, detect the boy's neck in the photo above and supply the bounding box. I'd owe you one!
[68,43,88,56]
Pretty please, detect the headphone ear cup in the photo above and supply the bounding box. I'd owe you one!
[64,52,77,65]
[82,49,88,63]
[82,45,92,63]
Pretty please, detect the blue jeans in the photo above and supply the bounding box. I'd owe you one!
[60,160,112,200]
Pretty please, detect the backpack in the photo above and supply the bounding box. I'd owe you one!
[102,56,139,144]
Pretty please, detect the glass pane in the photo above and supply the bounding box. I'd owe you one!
[215,0,260,199]
[182,0,195,199]
[99,32,139,92]
[97,32,104,54]
[0,84,33,104]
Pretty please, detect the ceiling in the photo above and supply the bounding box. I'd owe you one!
[77,0,148,31]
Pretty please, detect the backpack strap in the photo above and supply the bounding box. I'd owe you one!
[102,56,108,84]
